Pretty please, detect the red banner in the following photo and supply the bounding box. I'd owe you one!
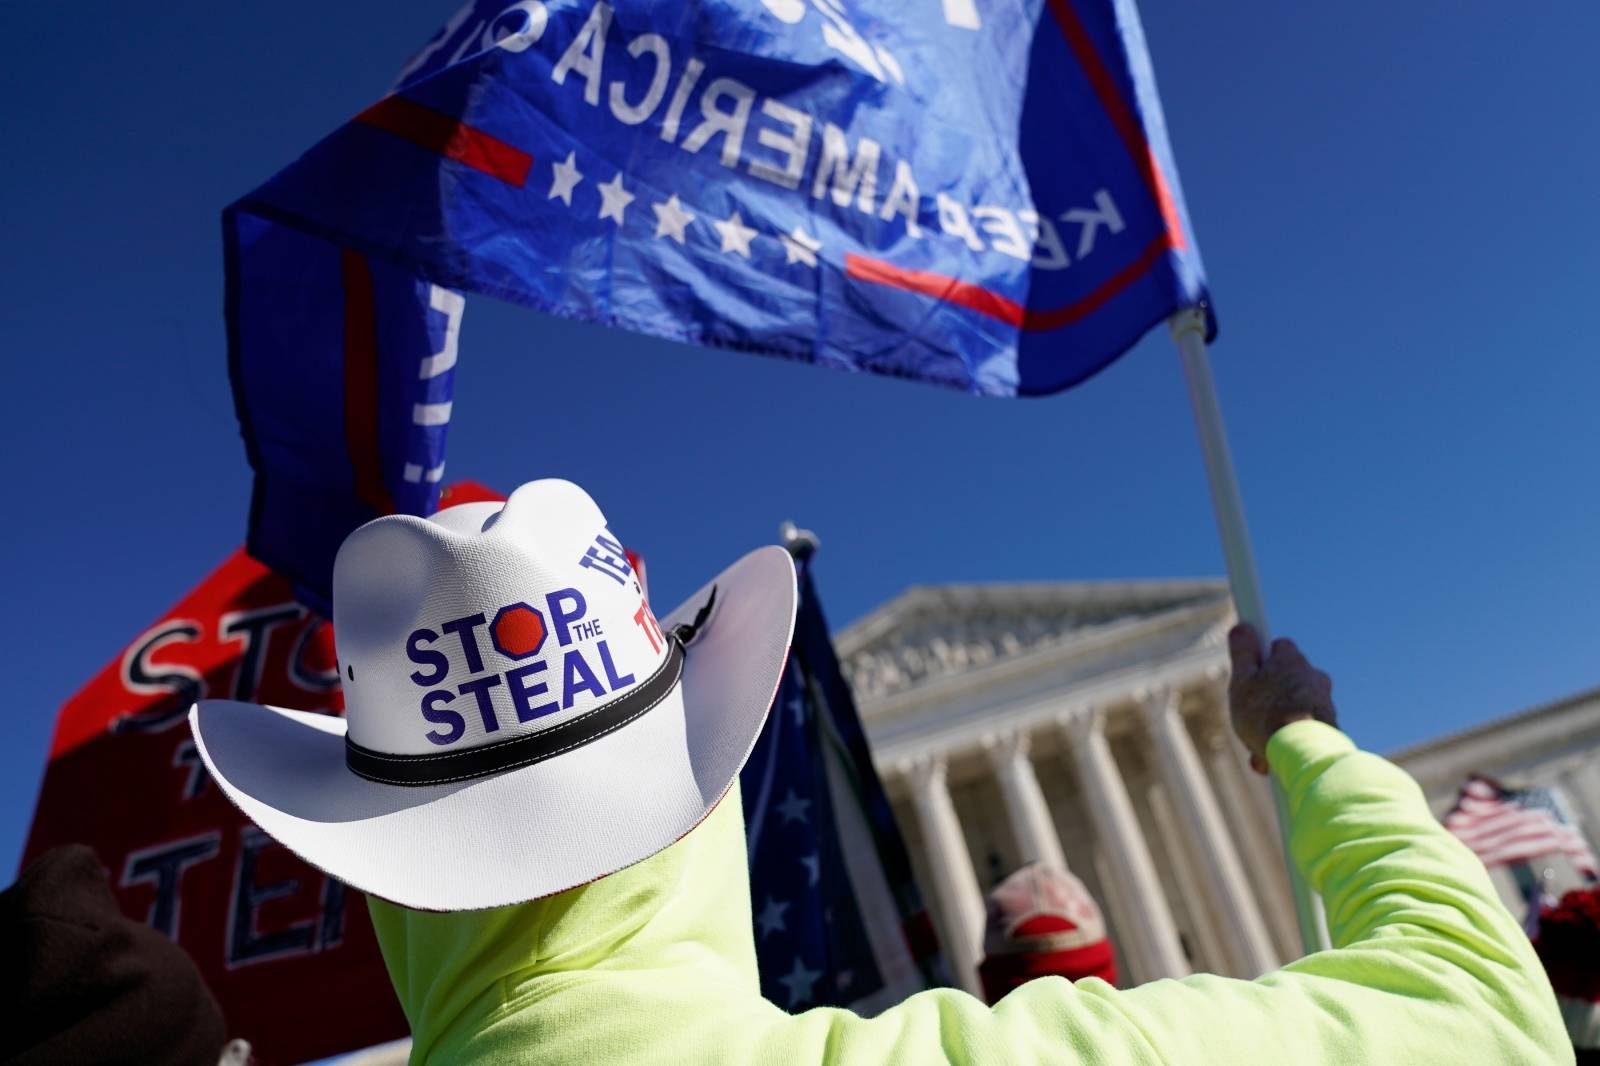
[21,484,507,1064]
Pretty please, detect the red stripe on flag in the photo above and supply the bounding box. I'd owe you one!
[847,2,1189,335]
[845,231,1170,333]
[1022,232,1172,331]
[1443,779,1600,876]
[1463,822,1573,853]
[341,250,395,517]
[356,96,533,188]
[1044,0,1186,250]
[845,254,1024,327]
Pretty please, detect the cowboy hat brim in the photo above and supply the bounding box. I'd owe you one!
[189,546,795,912]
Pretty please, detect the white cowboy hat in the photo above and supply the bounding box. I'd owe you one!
[189,479,796,911]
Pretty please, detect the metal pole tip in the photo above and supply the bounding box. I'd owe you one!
[779,520,821,560]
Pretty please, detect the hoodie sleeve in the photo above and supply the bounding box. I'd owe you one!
[772,721,1572,1065]
[377,725,1572,1066]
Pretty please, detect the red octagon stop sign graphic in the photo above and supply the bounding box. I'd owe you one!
[490,602,548,660]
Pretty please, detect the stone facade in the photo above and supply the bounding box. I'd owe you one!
[838,580,1294,992]
[839,580,1600,993]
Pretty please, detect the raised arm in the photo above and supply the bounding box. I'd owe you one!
[781,628,1571,1065]
[1097,719,1570,1063]
[371,630,1573,1066]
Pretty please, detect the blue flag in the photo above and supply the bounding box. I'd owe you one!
[227,218,463,611]
[228,0,1212,602]
[739,553,946,1011]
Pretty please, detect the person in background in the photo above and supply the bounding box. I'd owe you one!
[1,844,250,1066]
[1532,884,1600,1063]
[977,862,1118,1001]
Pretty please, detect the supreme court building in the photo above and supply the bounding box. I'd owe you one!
[837,579,1600,994]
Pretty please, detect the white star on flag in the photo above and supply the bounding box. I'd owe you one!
[800,853,820,887]
[755,896,790,939]
[780,226,821,267]
[777,956,822,1008]
[713,210,757,257]
[652,194,696,243]
[597,173,634,225]
[548,151,582,206]
[776,789,811,825]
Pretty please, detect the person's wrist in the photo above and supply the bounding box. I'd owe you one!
[1244,712,1321,771]
[1266,710,1320,738]
[1264,718,1354,781]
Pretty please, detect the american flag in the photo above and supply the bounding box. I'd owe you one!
[1443,776,1598,879]
[739,554,946,1014]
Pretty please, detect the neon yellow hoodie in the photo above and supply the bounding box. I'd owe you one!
[368,721,1573,1064]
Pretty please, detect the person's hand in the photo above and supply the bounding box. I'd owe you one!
[1227,624,1338,774]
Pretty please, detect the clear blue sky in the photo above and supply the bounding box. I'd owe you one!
[3,2,1598,874]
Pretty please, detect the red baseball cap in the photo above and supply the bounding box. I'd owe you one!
[977,862,1117,1002]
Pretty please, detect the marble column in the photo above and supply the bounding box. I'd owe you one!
[983,729,1069,871]
[1137,686,1278,975]
[1204,672,1289,867]
[1200,678,1303,960]
[1090,847,1143,985]
[904,754,986,995]
[1143,774,1239,974]
[1060,707,1190,979]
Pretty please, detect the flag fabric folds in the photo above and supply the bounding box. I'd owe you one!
[227,217,465,614]
[228,0,1212,603]
[739,552,945,1012]
[1443,776,1599,880]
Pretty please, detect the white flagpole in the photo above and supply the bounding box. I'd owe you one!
[1169,306,1331,955]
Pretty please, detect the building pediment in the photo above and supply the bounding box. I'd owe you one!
[836,580,1229,705]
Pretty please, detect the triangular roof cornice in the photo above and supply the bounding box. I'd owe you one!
[1388,684,1600,795]
[834,578,1231,713]
[836,578,1229,654]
